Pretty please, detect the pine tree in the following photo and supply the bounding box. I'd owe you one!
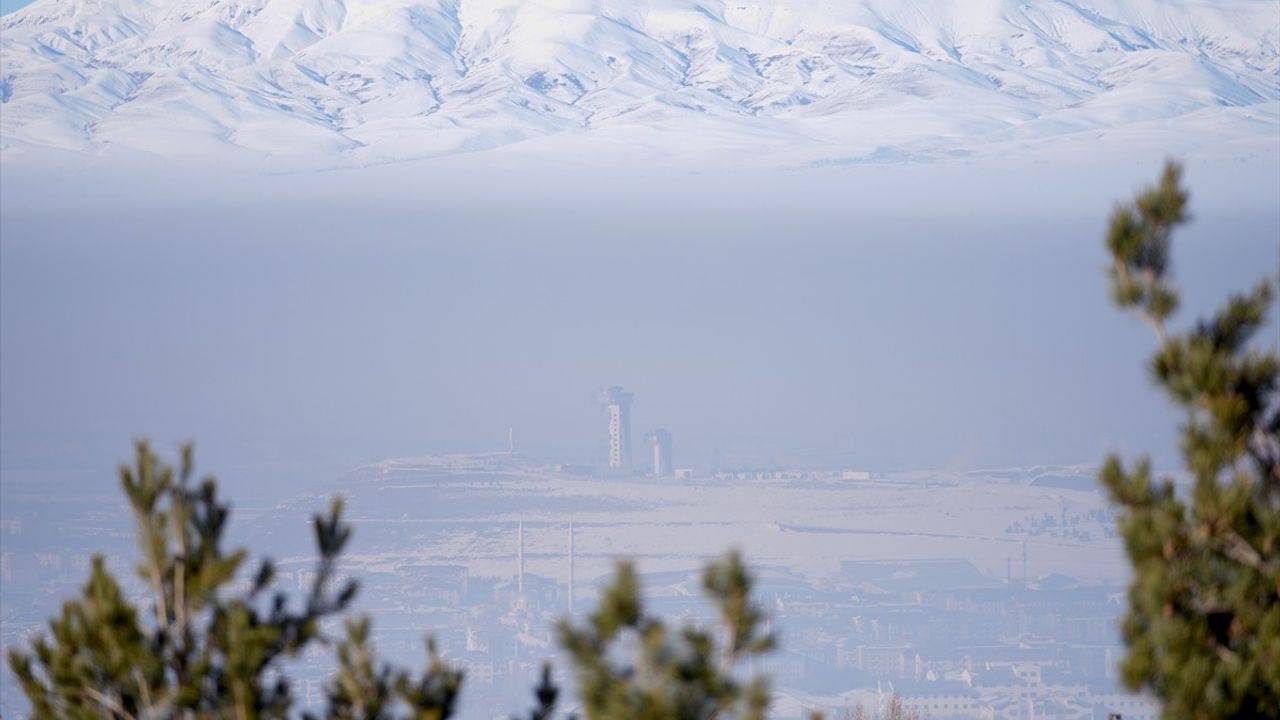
[556,551,775,720]
[7,441,462,720]
[1100,161,1280,719]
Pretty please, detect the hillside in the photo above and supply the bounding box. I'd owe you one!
[1,0,1277,164]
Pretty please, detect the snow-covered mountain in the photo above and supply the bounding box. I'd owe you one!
[1,0,1277,164]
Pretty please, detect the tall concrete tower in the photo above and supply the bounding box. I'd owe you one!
[645,428,672,476]
[596,386,633,470]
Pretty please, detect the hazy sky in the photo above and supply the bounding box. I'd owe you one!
[2,157,1277,501]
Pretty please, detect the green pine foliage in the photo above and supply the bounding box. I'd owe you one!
[556,551,775,720]
[7,441,462,720]
[514,664,559,720]
[1100,161,1280,719]
[309,618,462,720]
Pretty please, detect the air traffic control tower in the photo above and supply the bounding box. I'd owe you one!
[596,386,633,471]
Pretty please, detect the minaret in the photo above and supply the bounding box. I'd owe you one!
[518,519,525,597]
[1022,540,1028,586]
[568,519,575,614]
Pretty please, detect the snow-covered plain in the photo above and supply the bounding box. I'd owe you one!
[324,454,1127,586]
[240,455,1137,716]
[2,0,1277,167]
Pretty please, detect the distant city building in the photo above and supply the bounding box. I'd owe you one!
[645,428,672,476]
[673,468,695,480]
[595,386,633,470]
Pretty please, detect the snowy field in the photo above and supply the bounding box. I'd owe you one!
[320,455,1127,587]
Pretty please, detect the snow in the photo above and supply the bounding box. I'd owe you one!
[1,0,1276,166]
[319,457,1130,587]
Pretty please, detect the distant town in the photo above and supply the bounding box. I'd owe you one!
[0,386,1156,720]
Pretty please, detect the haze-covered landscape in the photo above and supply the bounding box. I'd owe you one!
[1,0,1278,718]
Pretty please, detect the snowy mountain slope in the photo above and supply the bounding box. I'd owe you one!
[1,0,1277,163]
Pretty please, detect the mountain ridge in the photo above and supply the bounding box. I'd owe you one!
[2,0,1277,164]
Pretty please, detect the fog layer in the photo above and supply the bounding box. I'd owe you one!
[2,156,1277,500]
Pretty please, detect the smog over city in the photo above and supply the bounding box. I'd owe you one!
[1,1,1278,719]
